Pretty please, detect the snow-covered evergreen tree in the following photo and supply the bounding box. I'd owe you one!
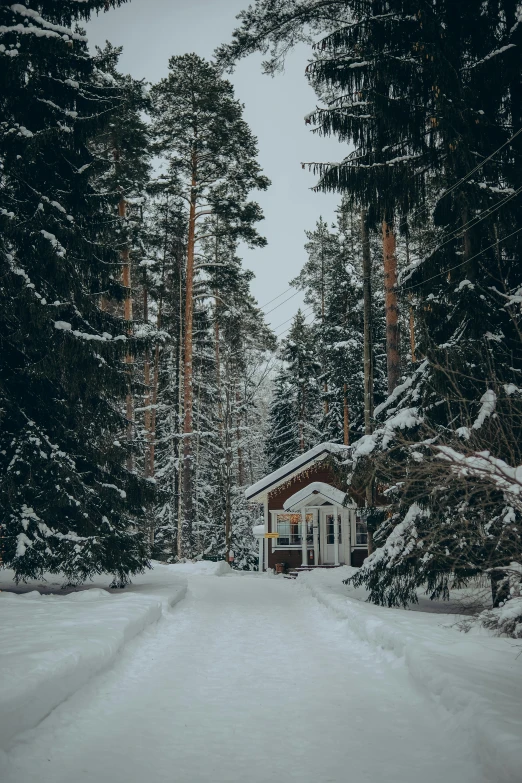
[266,311,322,470]
[220,0,522,604]
[0,1,151,585]
[150,53,270,554]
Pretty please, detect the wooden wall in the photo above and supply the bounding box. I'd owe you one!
[265,463,368,570]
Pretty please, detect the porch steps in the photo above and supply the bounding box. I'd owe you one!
[284,564,343,579]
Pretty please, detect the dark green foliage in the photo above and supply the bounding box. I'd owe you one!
[0,0,151,585]
[222,0,522,605]
[288,208,387,447]
[150,53,270,248]
[266,310,322,470]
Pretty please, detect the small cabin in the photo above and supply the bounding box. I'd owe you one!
[246,443,369,572]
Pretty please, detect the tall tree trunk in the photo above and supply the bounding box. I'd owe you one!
[224,476,232,565]
[149,299,162,480]
[361,210,374,435]
[143,286,152,478]
[182,158,197,556]
[148,196,169,486]
[224,362,233,565]
[321,241,329,415]
[245,405,255,486]
[177,271,184,559]
[361,209,375,555]
[236,386,244,486]
[343,383,349,446]
[382,220,400,394]
[409,296,416,364]
[194,375,202,553]
[119,197,134,473]
[147,251,167,548]
[405,233,416,363]
[214,313,223,435]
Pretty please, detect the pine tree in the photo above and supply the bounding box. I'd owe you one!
[291,218,338,418]
[195,238,275,566]
[320,211,365,445]
[266,370,300,472]
[143,189,275,567]
[89,43,152,483]
[150,54,269,555]
[266,311,322,470]
[0,1,151,585]
[139,187,187,560]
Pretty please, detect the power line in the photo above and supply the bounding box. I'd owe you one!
[276,309,317,340]
[405,183,522,272]
[271,304,315,333]
[402,225,522,292]
[396,125,522,232]
[258,286,294,310]
[263,289,301,315]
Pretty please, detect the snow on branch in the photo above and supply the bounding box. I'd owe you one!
[7,4,87,41]
[466,44,516,69]
[436,447,522,508]
[472,389,497,430]
[54,321,127,343]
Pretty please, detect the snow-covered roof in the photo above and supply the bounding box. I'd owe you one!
[283,482,353,511]
[245,442,348,501]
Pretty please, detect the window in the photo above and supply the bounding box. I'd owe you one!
[326,514,342,544]
[274,513,313,546]
[356,517,368,546]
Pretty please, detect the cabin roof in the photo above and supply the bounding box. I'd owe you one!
[283,482,353,511]
[245,442,348,501]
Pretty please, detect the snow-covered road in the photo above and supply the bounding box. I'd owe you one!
[1,572,489,783]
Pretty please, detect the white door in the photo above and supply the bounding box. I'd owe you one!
[320,508,346,564]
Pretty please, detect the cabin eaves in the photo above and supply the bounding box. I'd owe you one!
[244,442,348,502]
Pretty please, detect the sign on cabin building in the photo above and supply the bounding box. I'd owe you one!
[246,443,369,573]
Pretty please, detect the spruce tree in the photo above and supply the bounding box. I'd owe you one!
[221,0,522,604]
[320,211,366,444]
[0,1,152,585]
[266,311,322,470]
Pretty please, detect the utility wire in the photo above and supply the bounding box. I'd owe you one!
[257,286,294,310]
[254,130,522,319]
[271,305,315,333]
[404,183,522,275]
[263,289,301,316]
[402,225,522,292]
[276,309,317,340]
[395,126,522,232]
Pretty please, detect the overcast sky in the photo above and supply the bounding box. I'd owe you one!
[85,0,346,333]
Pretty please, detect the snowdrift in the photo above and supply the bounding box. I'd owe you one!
[298,567,522,783]
[0,564,188,749]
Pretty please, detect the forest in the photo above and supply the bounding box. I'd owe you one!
[1,0,522,638]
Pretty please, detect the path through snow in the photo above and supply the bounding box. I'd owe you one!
[1,572,488,783]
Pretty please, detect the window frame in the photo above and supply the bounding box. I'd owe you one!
[354,515,369,547]
[270,510,315,549]
[324,512,343,545]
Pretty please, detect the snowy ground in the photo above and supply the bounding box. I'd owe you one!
[1,563,521,783]
[0,563,190,748]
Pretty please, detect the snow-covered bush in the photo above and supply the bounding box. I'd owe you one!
[474,563,522,638]
[478,597,522,638]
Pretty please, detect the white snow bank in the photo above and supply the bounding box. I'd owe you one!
[0,563,188,749]
[167,559,232,576]
[298,567,522,783]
